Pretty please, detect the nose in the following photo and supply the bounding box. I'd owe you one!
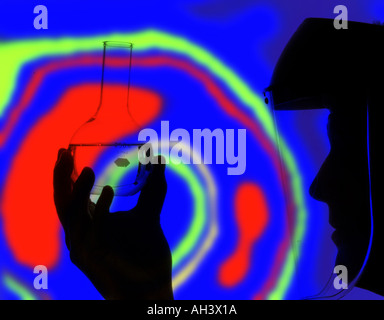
[309,173,325,202]
[309,156,332,203]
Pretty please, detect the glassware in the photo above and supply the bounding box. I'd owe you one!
[69,41,151,196]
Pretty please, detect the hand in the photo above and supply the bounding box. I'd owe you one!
[53,149,173,300]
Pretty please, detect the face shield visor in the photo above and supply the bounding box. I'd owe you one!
[264,18,383,299]
[264,89,373,300]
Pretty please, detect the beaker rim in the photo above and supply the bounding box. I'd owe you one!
[103,41,133,48]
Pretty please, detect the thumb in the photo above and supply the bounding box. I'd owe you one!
[94,185,114,220]
[136,155,167,220]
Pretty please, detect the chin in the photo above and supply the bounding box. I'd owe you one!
[334,238,371,283]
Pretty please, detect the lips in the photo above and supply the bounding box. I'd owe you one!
[328,206,346,230]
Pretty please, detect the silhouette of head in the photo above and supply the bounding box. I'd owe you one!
[266,18,384,295]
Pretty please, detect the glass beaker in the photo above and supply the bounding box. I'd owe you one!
[69,41,152,196]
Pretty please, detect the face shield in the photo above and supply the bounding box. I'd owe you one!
[265,18,383,299]
[265,89,373,299]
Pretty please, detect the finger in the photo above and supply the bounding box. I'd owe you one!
[136,155,167,220]
[94,185,114,220]
[57,148,66,163]
[71,167,95,215]
[53,149,74,225]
